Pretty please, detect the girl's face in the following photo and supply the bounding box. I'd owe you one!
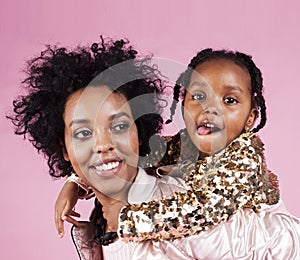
[63,86,139,200]
[183,59,257,156]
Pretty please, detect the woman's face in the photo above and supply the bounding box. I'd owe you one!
[63,86,139,200]
[183,59,257,156]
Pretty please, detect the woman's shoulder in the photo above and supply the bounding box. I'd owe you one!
[152,175,189,200]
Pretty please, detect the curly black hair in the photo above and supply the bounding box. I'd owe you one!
[167,48,266,133]
[8,36,165,178]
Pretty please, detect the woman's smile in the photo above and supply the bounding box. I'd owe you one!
[63,85,139,199]
[89,158,123,177]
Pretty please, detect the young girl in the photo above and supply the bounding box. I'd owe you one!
[9,37,195,259]
[117,49,300,259]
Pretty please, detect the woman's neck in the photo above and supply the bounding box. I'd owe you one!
[93,182,131,205]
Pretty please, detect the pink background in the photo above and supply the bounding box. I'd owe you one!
[1,0,300,259]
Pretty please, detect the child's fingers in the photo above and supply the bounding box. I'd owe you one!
[69,210,81,218]
[55,209,80,238]
[62,214,79,227]
[61,203,80,218]
[55,209,65,238]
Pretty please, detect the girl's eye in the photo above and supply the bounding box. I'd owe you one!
[111,123,130,134]
[224,97,238,104]
[192,93,206,101]
[74,129,92,139]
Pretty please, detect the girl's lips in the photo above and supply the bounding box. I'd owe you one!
[197,122,221,135]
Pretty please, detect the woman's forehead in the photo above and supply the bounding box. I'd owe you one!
[67,86,126,107]
[64,86,130,121]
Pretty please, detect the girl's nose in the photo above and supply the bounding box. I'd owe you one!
[204,106,219,116]
[203,97,221,116]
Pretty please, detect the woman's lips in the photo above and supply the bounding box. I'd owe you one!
[95,161,120,171]
[90,159,122,177]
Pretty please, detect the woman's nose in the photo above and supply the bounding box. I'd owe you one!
[93,132,115,153]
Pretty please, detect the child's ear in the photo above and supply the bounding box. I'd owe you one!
[245,108,258,131]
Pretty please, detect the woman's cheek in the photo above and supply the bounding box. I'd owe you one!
[70,142,90,166]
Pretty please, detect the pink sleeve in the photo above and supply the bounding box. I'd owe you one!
[65,173,94,199]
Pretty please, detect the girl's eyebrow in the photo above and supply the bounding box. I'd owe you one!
[188,81,209,90]
[189,81,208,88]
[223,85,244,93]
[189,81,244,93]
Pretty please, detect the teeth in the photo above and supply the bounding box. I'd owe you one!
[205,123,215,128]
[95,161,120,171]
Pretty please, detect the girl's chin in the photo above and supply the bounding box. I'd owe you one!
[197,143,226,156]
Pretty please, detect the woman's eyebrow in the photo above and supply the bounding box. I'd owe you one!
[69,112,132,127]
[69,119,90,127]
[109,112,132,121]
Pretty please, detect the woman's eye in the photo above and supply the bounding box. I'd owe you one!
[111,123,129,134]
[224,97,238,104]
[192,93,206,101]
[74,129,92,139]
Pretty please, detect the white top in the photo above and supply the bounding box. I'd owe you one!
[103,168,157,260]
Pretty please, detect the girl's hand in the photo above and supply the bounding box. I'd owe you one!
[95,192,128,232]
[103,200,128,232]
[54,182,81,238]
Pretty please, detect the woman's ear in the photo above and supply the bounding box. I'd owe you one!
[245,108,258,131]
[63,150,70,161]
[61,141,70,161]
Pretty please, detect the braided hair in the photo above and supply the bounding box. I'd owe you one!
[90,199,118,246]
[168,48,266,133]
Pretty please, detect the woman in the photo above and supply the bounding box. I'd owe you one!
[8,36,193,259]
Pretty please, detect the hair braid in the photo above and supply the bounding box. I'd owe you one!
[166,49,213,124]
[166,83,181,124]
[90,199,118,246]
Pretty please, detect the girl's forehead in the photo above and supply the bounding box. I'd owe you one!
[193,58,250,78]
[190,59,251,88]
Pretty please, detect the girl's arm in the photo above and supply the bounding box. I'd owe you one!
[54,174,94,238]
[119,166,259,242]
[118,133,279,242]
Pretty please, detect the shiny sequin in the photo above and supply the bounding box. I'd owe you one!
[119,132,280,242]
